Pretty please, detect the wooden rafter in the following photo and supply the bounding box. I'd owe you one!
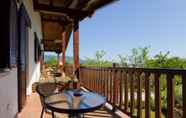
[41,17,71,25]
[49,0,53,6]
[63,0,74,8]
[33,0,94,18]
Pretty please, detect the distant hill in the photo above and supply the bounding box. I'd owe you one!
[44,54,84,64]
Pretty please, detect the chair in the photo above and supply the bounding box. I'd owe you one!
[36,82,57,118]
[36,80,71,118]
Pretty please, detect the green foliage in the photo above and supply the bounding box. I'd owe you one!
[118,46,150,67]
[45,57,57,66]
[117,46,186,69]
[82,50,112,67]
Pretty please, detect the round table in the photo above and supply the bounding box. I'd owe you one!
[44,89,106,118]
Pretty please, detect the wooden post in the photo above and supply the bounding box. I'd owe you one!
[73,19,79,88]
[73,19,79,69]
[145,73,150,118]
[167,74,174,118]
[155,73,161,118]
[182,74,186,118]
[62,31,66,73]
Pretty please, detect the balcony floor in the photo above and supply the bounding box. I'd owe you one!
[17,93,125,118]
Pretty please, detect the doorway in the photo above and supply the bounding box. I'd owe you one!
[17,4,31,112]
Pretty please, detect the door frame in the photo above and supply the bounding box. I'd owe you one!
[17,4,31,112]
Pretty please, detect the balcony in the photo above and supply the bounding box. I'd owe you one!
[18,66,128,118]
[65,65,186,118]
[17,65,186,118]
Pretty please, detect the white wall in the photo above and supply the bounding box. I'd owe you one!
[0,69,18,118]
[22,0,43,95]
[0,1,42,118]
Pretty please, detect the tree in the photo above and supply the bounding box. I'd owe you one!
[82,50,112,67]
[46,57,57,66]
[118,54,128,67]
[95,50,106,66]
[118,46,150,67]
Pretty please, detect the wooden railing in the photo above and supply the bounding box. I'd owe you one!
[78,66,186,118]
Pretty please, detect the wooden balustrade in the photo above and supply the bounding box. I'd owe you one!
[65,65,186,118]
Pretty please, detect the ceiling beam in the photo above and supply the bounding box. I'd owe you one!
[42,18,71,25]
[33,1,94,18]
[63,0,74,8]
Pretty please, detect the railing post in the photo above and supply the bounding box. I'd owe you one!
[145,72,150,118]
[119,70,123,109]
[112,66,118,112]
[182,74,186,118]
[167,74,174,118]
[130,70,134,116]
[124,71,128,113]
[155,73,161,118]
[137,71,142,118]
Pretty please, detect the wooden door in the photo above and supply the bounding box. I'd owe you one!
[18,4,31,112]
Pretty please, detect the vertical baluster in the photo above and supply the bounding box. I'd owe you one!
[90,69,92,89]
[100,68,102,94]
[119,70,123,109]
[107,69,110,102]
[155,73,161,118]
[103,69,106,96]
[113,69,117,107]
[89,69,91,89]
[130,71,134,116]
[137,71,142,118]
[99,67,101,94]
[124,71,128,113]
[117,70,120,106]
[182,74,186,118]
[110,69,113,104]
[145,72,150,118]
[166,74,174,118]
[102,68,104,95]
[115,69,119,107]
[108,69,111,101]
[91,69,93,90]
[99,68,101,93]
[95,69,97,91]
[93,69,95,90]
[105,68,109,101]
[87,69,89,88]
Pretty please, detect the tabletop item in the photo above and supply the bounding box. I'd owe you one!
[45,89,106,118]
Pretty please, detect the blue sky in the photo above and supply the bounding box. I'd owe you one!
[66,0,186,60]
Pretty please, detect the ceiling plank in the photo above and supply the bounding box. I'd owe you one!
[63,0,74,8]
[34,3,93,18]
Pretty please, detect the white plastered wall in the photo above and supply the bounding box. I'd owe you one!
[0,69,18,118]
[22,0,43,95]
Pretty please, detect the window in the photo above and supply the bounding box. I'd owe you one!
[34,33,41,63]
[0,0,18,69]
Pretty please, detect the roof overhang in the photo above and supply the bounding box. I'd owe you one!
[33,0,118,52]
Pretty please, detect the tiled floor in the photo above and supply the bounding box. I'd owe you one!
[17,93,125,118]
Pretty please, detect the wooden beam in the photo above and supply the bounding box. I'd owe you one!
[63,0,74,8]
[73,19,79,69]
[62,32,66,71]
[42,18,71,25]
[33,2,93,18]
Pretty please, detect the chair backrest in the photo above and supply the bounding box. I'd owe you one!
[36,82,58,107]
[36,82,57,98]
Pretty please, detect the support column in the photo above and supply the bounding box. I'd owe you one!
[73,19,80,88]
[73,19,79,70]
[62,31,66,75]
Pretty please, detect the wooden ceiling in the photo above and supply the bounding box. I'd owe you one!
[33,0,117,52]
